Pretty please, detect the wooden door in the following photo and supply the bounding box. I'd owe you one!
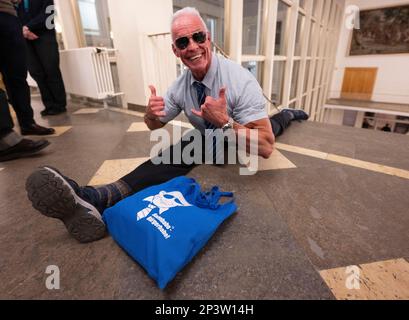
[341,67,377,101]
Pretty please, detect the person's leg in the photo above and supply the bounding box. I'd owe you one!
[0,13,34,128]
[269,111,294,137]
[25,38,56,112]
[270,108,309,137]
[0,14,55,135]
[33,32,67,112]
[0,88,50,162]
[0,89,14,136]
[26,138,198,242]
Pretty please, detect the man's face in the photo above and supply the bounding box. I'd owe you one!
[171,14,212,80]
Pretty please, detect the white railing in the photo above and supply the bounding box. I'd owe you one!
[58,47,122,100]
[144,33,178,96]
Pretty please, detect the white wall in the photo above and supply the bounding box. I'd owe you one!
[107,0,175,107]
[330,0,409,104]
[55,0,82,49]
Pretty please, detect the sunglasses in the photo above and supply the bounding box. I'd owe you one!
[174,31,207,50]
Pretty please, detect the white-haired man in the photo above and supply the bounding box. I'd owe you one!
[26,7,308,243]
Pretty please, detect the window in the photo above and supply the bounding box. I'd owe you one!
[301,95,307,109]
[294,13,305,56]
[271,61,286,106]
[290,60,300,100]
[313,0,321,18]
[77,0,113,48]
[242,0,264,55]
[242,61,262,83]
[275,1,290,56]
[308,21,315,56]
[303,59,310,93]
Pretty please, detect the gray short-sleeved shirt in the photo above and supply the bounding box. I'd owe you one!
[159,53,268,135]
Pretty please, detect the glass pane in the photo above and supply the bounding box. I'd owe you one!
[294,13,305,56]
[310,59,319,89]
[299,0,306,10]
[308,21,315,56]
[318,59,326,86]
[242,0,264,55]
[173,0,225,50]
[290,60,300,100]
[313,0,321,18]
[317,26,324,57]
[77,0,113,48]
[275,0,290,55]
[302,95,307,109]
[242,61,263,83]
[303,59,310,93]
[289,101,297,109]
[313,58,320,87]
[271,61,285,106]
[322,0,331,24]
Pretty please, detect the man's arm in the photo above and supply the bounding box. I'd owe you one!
[233,118,275,159]
[191,87,275,159]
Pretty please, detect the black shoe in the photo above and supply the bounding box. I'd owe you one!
[21,123,56,136]
[282,108,309,121]
[26,166,106,243]
[41,109,67,116]
[0,139,50,162]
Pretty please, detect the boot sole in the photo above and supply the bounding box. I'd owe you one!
[26,167,106,243]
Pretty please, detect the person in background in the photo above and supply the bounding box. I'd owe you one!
[0,0,54,162]
[0,73,50,162]
[381,123,392,132]
[17,0,67,116]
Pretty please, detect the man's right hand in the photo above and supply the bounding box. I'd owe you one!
[146,85,166,121]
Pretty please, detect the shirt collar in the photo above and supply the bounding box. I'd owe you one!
[190,53,218,89]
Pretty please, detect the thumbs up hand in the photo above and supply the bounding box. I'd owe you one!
[146,85,166,120]
[191,86,229,128]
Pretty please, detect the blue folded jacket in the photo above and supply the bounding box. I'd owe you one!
[103,176,237,289]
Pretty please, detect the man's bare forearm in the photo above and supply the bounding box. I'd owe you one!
[233,119,275,159]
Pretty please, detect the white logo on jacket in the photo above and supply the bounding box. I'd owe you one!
[136,191,192,221]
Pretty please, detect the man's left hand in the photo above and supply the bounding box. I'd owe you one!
[23,26,39,40]
[191,86,229,128]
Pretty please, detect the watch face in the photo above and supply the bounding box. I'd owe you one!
[222,122,232,132]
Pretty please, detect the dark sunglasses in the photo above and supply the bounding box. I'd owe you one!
[174,31,207,50]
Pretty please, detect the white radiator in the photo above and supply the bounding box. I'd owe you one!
[59,47,118,100]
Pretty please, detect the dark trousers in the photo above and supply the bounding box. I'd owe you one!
[0,12,35,130]
[26,32,67,111]
[121,112,293,194]
[0,89,14,137]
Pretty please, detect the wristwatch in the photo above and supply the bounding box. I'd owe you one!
[221,117,234,132]
[144,114,157,121]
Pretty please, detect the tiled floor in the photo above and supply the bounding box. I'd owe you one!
[73,108,102,115]
[320,258,409,300]
[0,97,408,299]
